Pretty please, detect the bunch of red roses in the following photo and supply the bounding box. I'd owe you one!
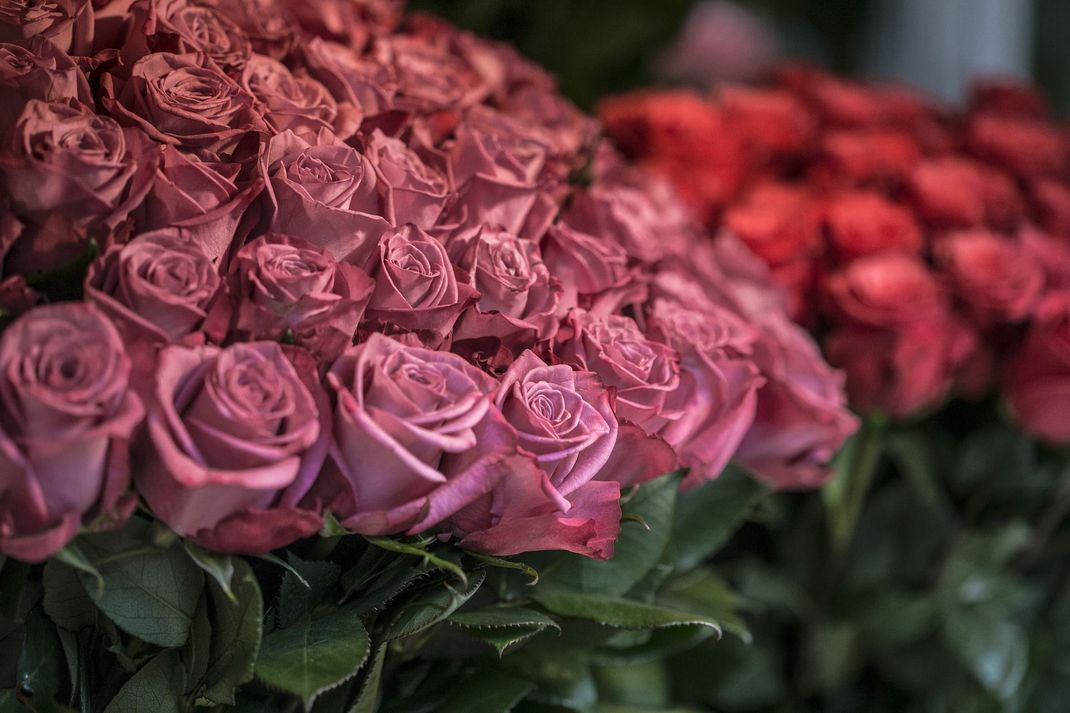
[0,0,855,565]
[602,67,1070,437]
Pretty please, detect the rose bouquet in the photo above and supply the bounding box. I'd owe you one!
[601,71,1070,709]
[0,2,855,711]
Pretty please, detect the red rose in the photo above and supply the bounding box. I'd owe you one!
[936,230,1045,322]
[1004,292,1070,443]
[823,190,923,262]
[723,180,821,267]
[968,112,1067,178]
[909,157,1024,230]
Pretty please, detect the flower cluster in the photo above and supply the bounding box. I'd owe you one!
[602,69,1070,437]
[0,1,854,564]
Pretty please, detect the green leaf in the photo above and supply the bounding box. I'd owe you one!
[383,570,486,641]
[347,645,386,713]
[656,569,750,642]
[103,650,184,713]
[532,590,721,636]
[943,607,1028,700]
[365,537,467,588]
[345,557,431,617]
[42,561,97,631]
[0,558,29,620]
[591,661,669,707]
[538,472,681,596]
[255,608,371,709]
[671,465,767,570]
[823,414,886,552]
[450,606,560,656]
[183,542,236,604]
[440,669,534,712]
[17,605,64,698]
[79,520,204,648]
[256,552,310,588]
[55,543,104,597]
[196,557,264,706]
[276,554,340,629]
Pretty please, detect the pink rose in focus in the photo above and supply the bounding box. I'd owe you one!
[0,0,94,53]
[364,129,450,229]
[120,0,252,73]
[241,54,339,139]
[0,39,91,137]
[541,222,633,314]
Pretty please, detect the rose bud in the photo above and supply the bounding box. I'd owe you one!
[310,332,521,535]
[260,129,390,264]
[121,0,252,73]
[823,190,923,262]
[1004,292,1070,443]
[0,99,160,232]
[0,303,144,562]
[364,129,450,229]
[102,51,266,159]
[241,53,338,139]
[0,0,94,54]
[736,315,858,488]
[936,230,1045,323]
[363,224,478,347]
[218,233,374,363]
[136,342,328,553]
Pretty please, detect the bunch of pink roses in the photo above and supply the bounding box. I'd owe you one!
[0,0,855,565]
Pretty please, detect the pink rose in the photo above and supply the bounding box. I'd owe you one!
[302,37,392,121]
[0,39,91,138]
[645,298,762,484]
[217,233,373,362]
[0,0,93,54]
[364,224,478,346]
[121,0,251,73]
[102,52,266,159]
[312,332,518,535]
[1004,292,1070,443]
[286,0,401,47]
[134,145,262,265]
[260,129,390,264]
[371,34,486,113]
[736,315,858,488]
[541,222,632,313]
[0,99,160,232]
[557,310,681,434]
[0,303,143,562]
[241,54,339,139]
[500,83,599,160]
[936,230,1045,323]
[85,231,220,346]
[207,0,298,59]
[137,342,327,553]
[364,129,450,229]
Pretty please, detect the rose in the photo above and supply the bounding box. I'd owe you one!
[971,78,1048,118]
[936,230,1045,322]
[102,51,266,159]
[288,0,401,47]
[735,314,858,488]
[311,332,519,535]
[241,54,338,139]
[645,297,762,484]
[818,128,921,186]
[823,190,923,262]
[909,157,1024,229]
[450,227,561,365]
[1020,224,1070,291]
[0,303,143,562]
[364,129,450,229]
[0,0,93,53]
[501,83,599,160]
[1031,178,1070,239]
[0,38,91,138]
[540,222,632,313]
[1004,292,1070,443]
[260,129,390,264]
[372,34,486,113]
[968,112,1067,179]
[302,36,393,121]
[447,350,622,559]
[720,85,817,163]
[722,179,821,267]
[0,99,160,233]
[121,0,251,73]
[134,145,262,264]
[556,310,681,434]
[824,253,949,328]
[206,0,297,59]
[364,224,478,346]
[136,341,327,552]
[218,233,374,362]
[85,231,220,346]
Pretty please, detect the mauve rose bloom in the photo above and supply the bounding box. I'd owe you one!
[502,83,599,159]
[260,129,390,264]
[736,315,858,488]
[121,0,251,73]
[968,112,1067,179]
[302,37,392,121]
[372,33,486,113]
[541,222,632,313]
[646,297,762,485]
[207,0,297,59]
[102,51,266,159]
[241,54,338,139]
[824,191,923,262]
[85,231,220,346]
[825,253,948,329]
[137,342,327,553]
[936,230,1045,323]
[364,129,450,229]
[0,0,93,53]
[909,157,1024,230]
[312,332,519,535]
[134,145,262,265]
[0,39,91,138]
[558,310,681,434]
[364,224,478,346]
[1005,292,1070,443]
[451,227,561,365]
[0,303,143,562]
[0,99,160,232]
[219,233,373,362]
